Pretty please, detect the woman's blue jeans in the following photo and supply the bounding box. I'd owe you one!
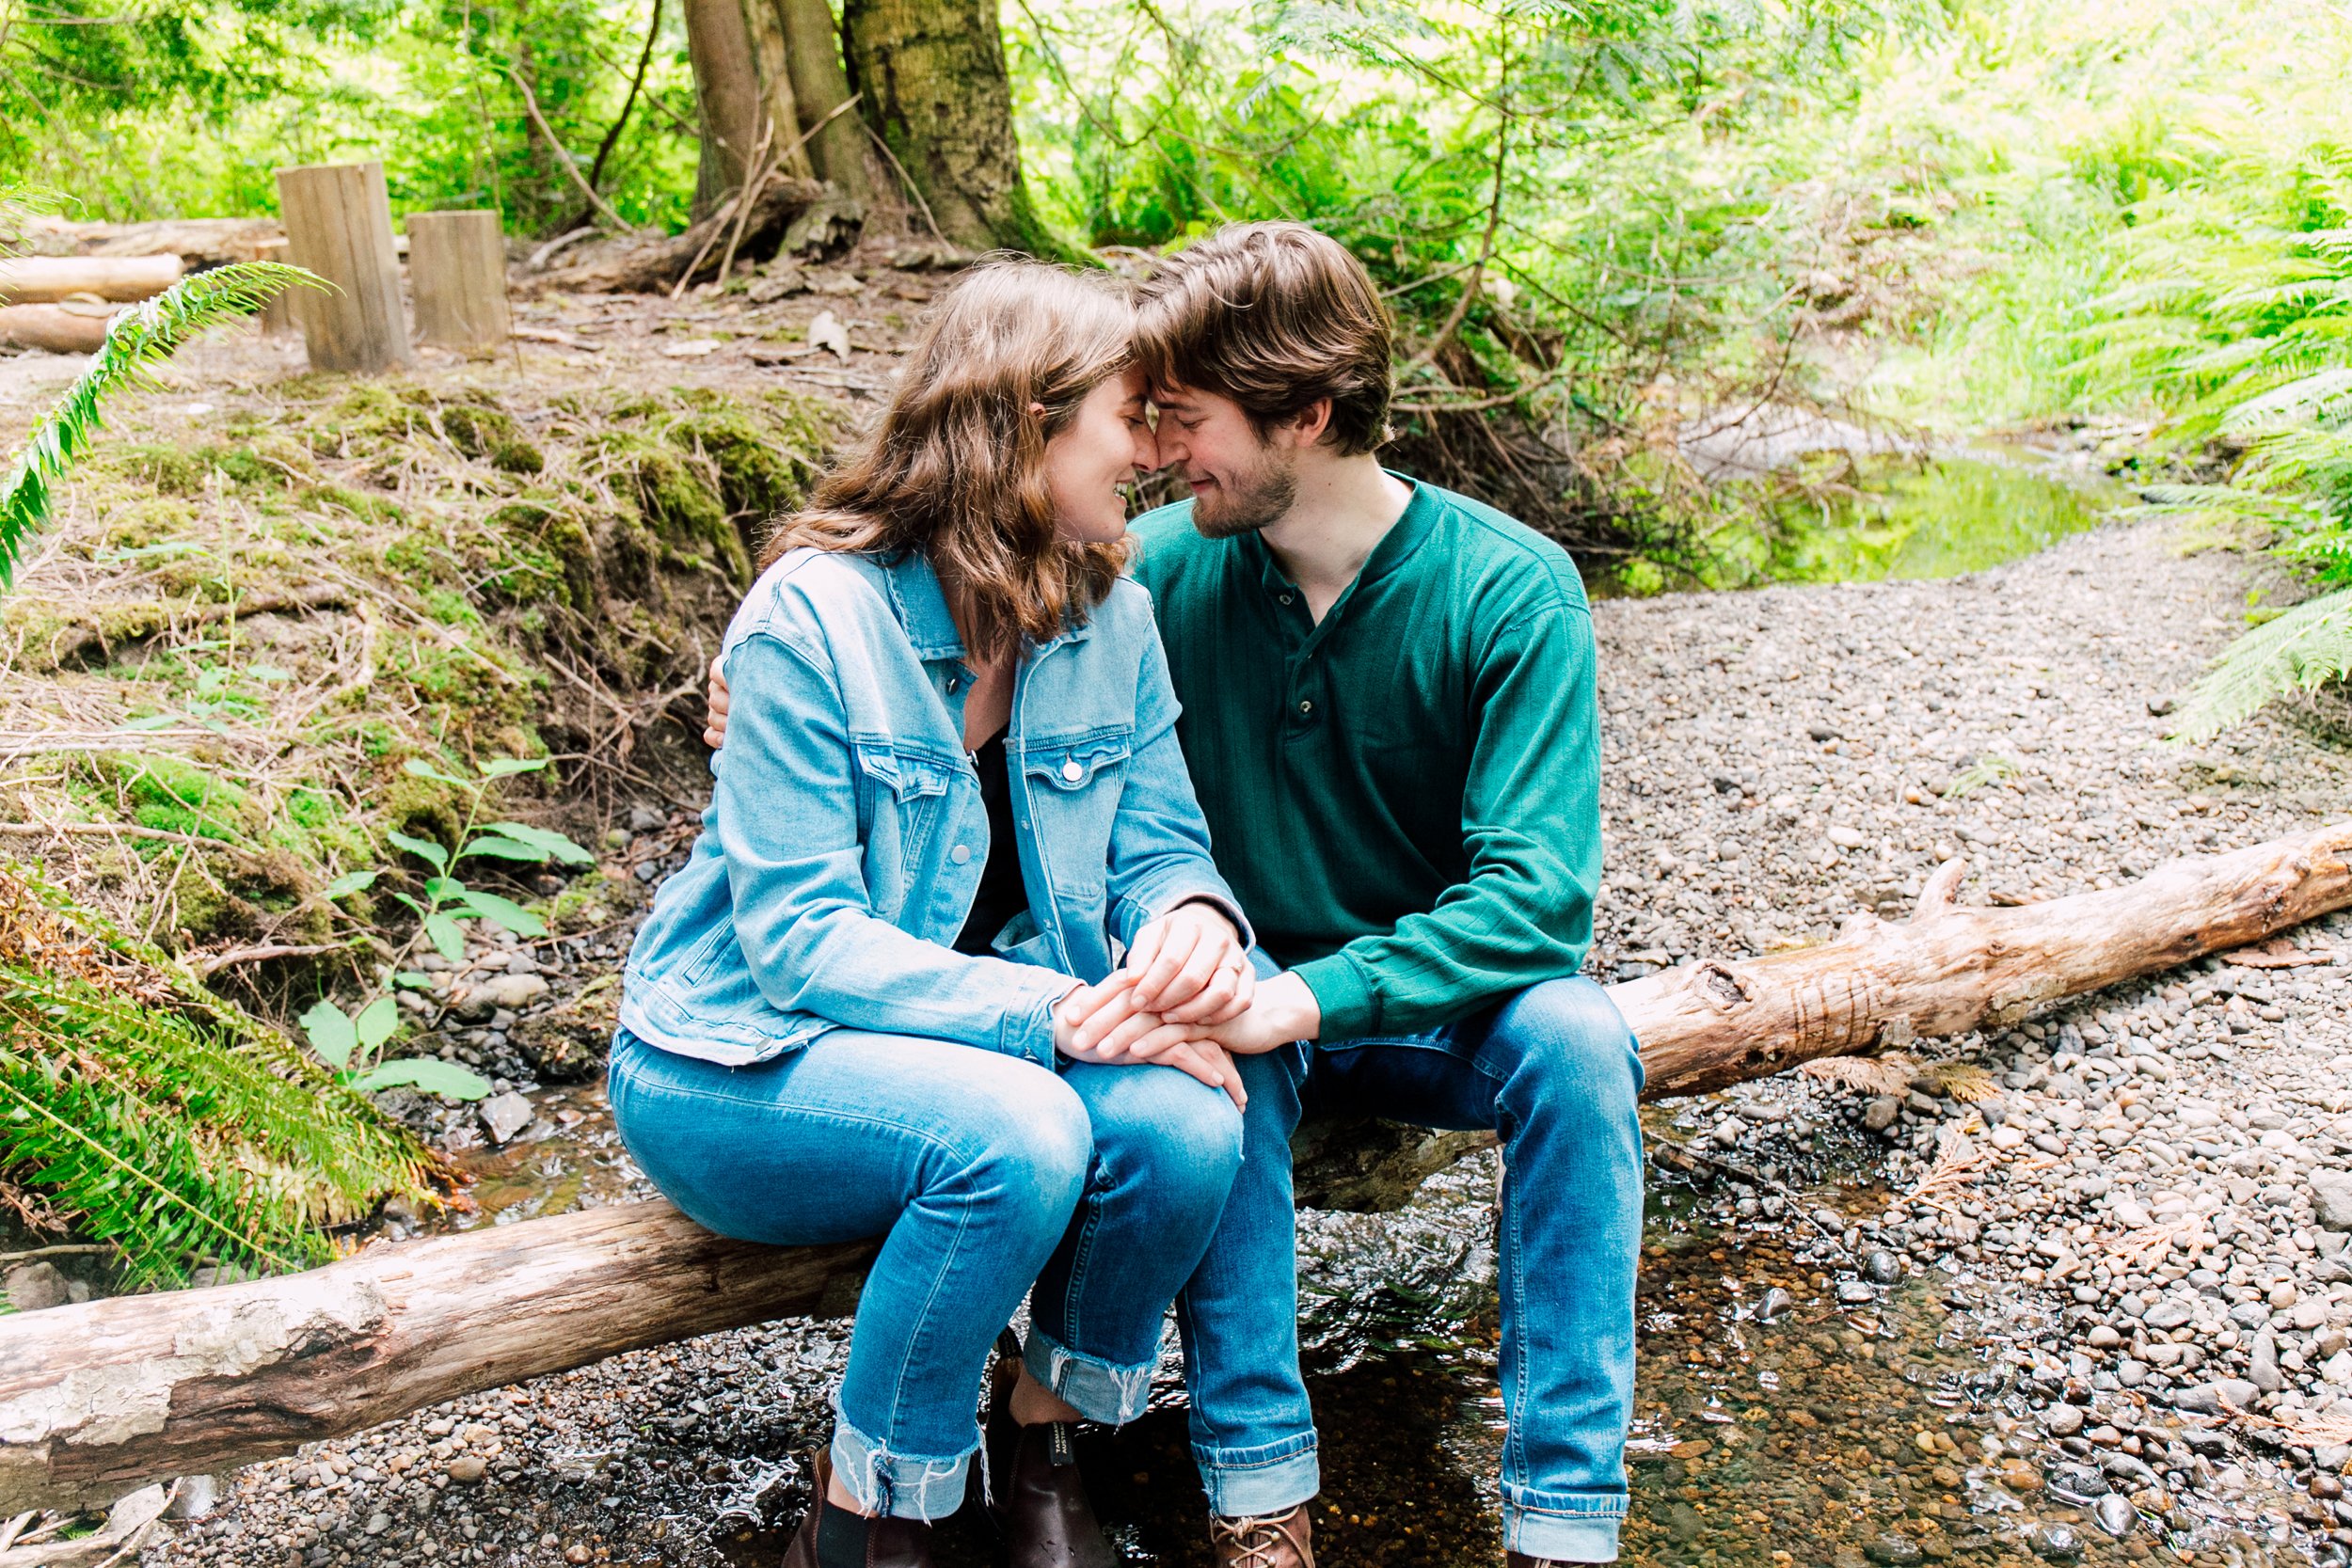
[610,1028,1244,1521]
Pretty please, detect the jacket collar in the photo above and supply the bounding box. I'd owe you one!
[876,549,1095,663]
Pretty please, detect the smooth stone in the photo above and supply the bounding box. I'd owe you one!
[1837,1280,1878,1305]
[2028,1521,2081,1560]
[478,1091,535,1145]
[3,1261,72,1312]
[2143,1298,2195,1331]
[2249,1329,2284,1393]
[1864,1248,1903,1284]
[2172,1378,2260,1414]
[1865,1534,1923,1566]
[1758,1286,1794,1323]
[1866,1096,1901,1132]
[2094,1493,2138,1538]
[2044,1403,2086,1437]
[446,1454,487,1483]
[2310,1171,2352,1232]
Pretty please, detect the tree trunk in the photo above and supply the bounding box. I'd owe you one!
[841,0,1060,253]
[682,0,768,222]
[764,0,887,209]
[2,822,2344,1514]
[734,0,820,191]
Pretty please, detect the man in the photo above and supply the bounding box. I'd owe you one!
[707,221,1643,1568]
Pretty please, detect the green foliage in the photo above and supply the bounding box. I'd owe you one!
[0,0,697,232]
[0,867,432,1290]
[1943,753,2020,798]
[297,755,592,1101]
[0,261,316,590]
[2171,588,2352,742]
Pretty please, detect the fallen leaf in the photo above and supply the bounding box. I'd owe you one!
[2219,937,2334,969]
[660,338,722,357]
[807,309,851,361]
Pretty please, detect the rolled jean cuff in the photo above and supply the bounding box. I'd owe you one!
[1023,1327,1154,1426]
[1193,1437,1320,1519]
[1504,1491,1626,1563]
[829,1404,977,1523]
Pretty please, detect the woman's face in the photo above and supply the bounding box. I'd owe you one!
[1043,367,1155,545]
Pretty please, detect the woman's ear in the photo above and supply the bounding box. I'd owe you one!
[1028,402,1047,418]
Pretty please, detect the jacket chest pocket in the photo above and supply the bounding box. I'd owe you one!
[1021,735,1130,890]
[855,745,960,915]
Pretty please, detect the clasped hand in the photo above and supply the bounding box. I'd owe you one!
[1051,903,1317,1111]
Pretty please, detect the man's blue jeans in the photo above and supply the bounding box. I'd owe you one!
[1176,976,1645,1561]
[610,1028,1244,1521]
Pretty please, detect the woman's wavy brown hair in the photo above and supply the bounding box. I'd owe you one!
[757,259,1136,659]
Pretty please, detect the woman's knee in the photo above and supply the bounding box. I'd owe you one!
[1090,1069,1245,1213]
[934,1067,1092,1221]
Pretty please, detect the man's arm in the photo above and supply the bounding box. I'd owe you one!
[1289,598,1601,1040]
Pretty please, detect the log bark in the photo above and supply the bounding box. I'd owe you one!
[0,256,181,305]
[1,821,2344,1513]
[275,162,411,375]
[11,217,281,269]
[406,212,512,352]
[0,303,113,356]
[525,177,824,293]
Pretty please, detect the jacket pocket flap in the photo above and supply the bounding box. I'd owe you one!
[1024,737,1132,791]
[858,747,956,800]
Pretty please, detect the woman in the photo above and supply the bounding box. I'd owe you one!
[609,261,1257,1568]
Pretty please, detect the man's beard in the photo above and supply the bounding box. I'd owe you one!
[1191,451,1296,540]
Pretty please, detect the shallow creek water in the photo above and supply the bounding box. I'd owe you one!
[1752,447,2128,585]
[446,1095,2309,1568]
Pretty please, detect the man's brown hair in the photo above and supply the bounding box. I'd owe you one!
[758,260,1133,658]
[1134,221,1394,456]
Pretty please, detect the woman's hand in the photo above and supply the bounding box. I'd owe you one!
[1053,983,1248,1110]
[1118,901,1253,1024]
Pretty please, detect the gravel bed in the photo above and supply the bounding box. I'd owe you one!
[137,512,2352,1566]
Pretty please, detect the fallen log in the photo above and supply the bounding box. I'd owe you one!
[0,303,114,356]
[0,255,182,305]
[9,217,282,269]
[526,177,825,294]
[0,821,2344,1514]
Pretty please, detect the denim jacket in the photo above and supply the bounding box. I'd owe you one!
[618,546,1250,1070]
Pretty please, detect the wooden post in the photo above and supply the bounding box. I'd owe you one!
[253,237,295,338]
[274,161,411,374]
[406,211,511,352]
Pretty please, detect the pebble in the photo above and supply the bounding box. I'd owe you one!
[478,1091,536,1145]
[2093,1492,2138,1538]
[1863,1248,1902,1284]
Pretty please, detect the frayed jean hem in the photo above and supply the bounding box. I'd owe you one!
[1505,1498,1624,1562]
[829,1414,977,1523]
[1023,1327,1155,1427]
[1193,1441,1320,1519]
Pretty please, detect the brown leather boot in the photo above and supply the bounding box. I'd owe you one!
[985,1354,1118,1568]
[1209,1503,1315,1568]
[782,1449,934,1568]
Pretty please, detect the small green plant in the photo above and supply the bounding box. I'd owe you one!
[1943,753,2021,798]
[300,756,594,1101]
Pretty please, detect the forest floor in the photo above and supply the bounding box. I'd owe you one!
[2,275,2344,1568]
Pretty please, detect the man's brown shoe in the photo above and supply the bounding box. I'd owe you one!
[782,1450,934,1568]
[1210,1503,1315,1568]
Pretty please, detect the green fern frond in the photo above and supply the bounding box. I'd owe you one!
[0,261,320,591]
[2170,586,2352,743]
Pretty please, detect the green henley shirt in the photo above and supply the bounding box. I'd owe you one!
[1128,476,1602,1041]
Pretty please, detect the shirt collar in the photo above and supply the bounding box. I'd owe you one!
[876,549,1094,663]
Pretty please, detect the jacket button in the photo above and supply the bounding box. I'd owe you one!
[950,845,972,864]
[1060,759,1084,783]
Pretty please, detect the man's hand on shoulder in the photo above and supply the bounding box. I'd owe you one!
[704,654,731,751]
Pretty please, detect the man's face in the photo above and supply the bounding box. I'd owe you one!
[1149,384,1297,540]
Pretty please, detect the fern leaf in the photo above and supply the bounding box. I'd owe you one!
[2171,586,2352,742]
[0,261,320,591]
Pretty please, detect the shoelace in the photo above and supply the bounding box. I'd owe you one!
[1211,1511,1308,1568]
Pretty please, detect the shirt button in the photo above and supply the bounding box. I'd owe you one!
[1060,759,1084,783]
[1296,699,1313,715]
[1279,594,1295,606]
[950,845,973,864]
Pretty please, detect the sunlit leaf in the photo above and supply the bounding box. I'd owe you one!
[299,1000,357,1069]
[483,821,596,865]
[387,831,449,871]
[351,1057,492,1101]
[322,870,378,899]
